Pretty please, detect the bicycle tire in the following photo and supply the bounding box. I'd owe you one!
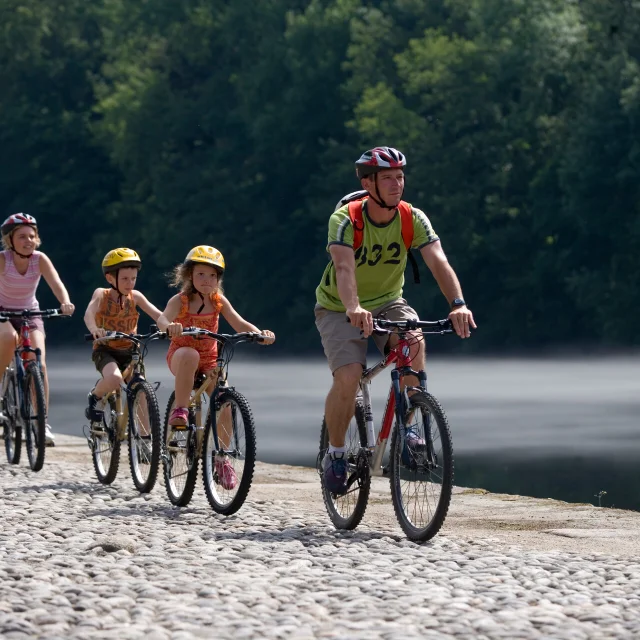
[202,387,256,516]
[319,399,370,530]
[90,394,121,484]
[3,368,21,464]
[389,390,454,542]
[24,362,46,472]
[162,391,198,506]
[128,380,161,493]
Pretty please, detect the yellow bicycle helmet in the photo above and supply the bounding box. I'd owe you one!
[102,248,142,274]
[185,245,225,272]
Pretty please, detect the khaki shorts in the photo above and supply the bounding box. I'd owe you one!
[314,298,419,373]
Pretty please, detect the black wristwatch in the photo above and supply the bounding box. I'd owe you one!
[451,297,466,309]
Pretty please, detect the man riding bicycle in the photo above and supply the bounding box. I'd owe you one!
[315,146,476,494]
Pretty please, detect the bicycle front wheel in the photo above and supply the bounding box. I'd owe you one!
[128,381,161,493]
[162,392,198,506]
[389,390,454,542]
[24,362,46,471]
[90,394,121,484]
[3,368,21,464]
[202,388,256,516]
[319,400,370,530]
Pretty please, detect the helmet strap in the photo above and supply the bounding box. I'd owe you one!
[196,291,205,315]
[108,270,125,308]
[367,174,401,211]
[9,234,33,260]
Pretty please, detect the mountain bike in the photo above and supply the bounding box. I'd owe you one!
[162,328,267,515]
[83,330,163,492]
[0,308,65,471]
[318,317,455,542]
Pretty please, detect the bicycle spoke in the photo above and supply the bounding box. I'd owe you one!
[390,391,454,542]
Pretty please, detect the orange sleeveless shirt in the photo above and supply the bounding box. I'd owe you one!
[94,290,139,351]
[166,292,222,373]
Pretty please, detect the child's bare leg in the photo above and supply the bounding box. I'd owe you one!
[216,403,233,450]
[28,330,48,409]
[170,347,199,408]
[132,389,151,437]
[94,362,123,398]
[0,322,18,378]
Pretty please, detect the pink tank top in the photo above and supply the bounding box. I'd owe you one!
[0,250,41,309]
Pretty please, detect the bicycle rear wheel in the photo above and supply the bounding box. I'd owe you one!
[389,390,454,542]
[128,381,161,493]
[162,392,198,506]
[202,387,256,516]
[24,362,46,471]
[90,394,121,484]
[319,400,370,530]
[2,368,21,464]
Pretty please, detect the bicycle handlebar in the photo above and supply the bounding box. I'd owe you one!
[178,327,268,344]
[0,308,67,322]
[84,330,166,345]
[374,318,454,335]
[84,327,268,345]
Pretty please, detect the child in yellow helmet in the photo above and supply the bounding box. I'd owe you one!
[83,248,163,422]
[158,245,276,420]
[157,245,275,487]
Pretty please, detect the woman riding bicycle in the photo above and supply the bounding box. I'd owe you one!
[83,248,162,422]
[0,213,75,446]
[157,245,275,488]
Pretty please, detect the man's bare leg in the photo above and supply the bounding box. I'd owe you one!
[324,363,362,448]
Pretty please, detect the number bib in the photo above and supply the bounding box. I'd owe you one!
[316,202,439,312]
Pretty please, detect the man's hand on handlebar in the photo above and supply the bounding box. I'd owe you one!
[90,327,107,339]
[448,306,476,339]
[346,305,374,338]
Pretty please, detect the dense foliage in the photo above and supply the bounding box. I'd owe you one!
[2,0,639,351]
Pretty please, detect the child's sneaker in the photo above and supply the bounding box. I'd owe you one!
[215,456,238,490]
[169,407,188,427]
[45,424,55,447]
[84,393,103,423]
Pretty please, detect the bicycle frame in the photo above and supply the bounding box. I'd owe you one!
[87,332,157,442]
[163,328,263,460]
[9,319,44,427]
[358,332,427,477]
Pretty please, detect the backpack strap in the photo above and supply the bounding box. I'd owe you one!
[347,199,365,251]
[347,197,420,283]
[397,202,414,251]
[398,201,420,284]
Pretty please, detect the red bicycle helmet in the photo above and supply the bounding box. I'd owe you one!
[1,213,37,236]
[354,147,407,209]
[355,147,407,179]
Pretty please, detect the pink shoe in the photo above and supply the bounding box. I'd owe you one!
[169,407,188,427]
[215,457,238,490]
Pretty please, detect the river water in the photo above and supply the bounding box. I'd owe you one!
[47,348,640,510]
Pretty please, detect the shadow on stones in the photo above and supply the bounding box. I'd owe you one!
[4,481,105,495]
[83,504,416,546]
